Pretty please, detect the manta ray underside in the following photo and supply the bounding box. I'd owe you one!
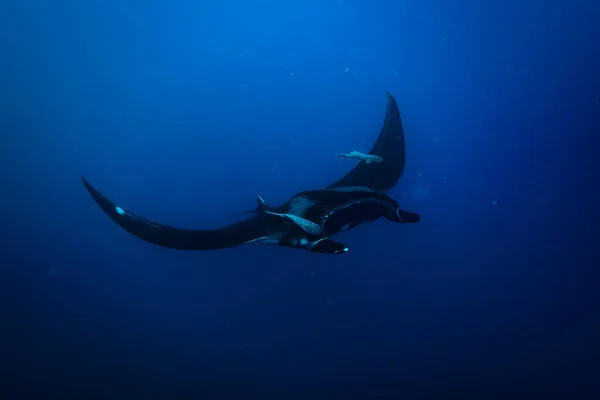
[81,91,419,255]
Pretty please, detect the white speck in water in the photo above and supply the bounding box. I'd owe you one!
[344,67,350,73]
[290,71,295,77]
[417,172,423,178]
[47,268,57,276]
[492,200,498,206]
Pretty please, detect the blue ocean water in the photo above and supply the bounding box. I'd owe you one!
[2,0,599,398]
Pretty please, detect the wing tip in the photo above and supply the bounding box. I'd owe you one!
[386,90,398,106]
[80,176,100,199]
[81,176,91,190]
[80,176,120,217]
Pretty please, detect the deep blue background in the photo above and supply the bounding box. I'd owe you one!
[2,0,599,398]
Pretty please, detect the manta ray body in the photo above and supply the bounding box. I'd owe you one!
[82,92,420,255]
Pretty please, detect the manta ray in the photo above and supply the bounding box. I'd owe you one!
[81,91,420,255]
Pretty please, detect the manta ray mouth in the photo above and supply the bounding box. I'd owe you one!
[307,238,349,255]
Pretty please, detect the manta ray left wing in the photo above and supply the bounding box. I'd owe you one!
[326,91,406,192]
[81,177,271,250]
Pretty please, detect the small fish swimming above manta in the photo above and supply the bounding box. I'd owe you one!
[81,91,420,255]
[335,150,383,164]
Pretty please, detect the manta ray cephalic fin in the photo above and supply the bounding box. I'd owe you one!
[229,194,268,217]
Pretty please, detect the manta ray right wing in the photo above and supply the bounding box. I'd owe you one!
[81,177,272,250]
[326,91,406,192]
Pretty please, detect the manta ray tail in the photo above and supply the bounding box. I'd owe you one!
[334,153,349,159]
[230,195,267,216]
